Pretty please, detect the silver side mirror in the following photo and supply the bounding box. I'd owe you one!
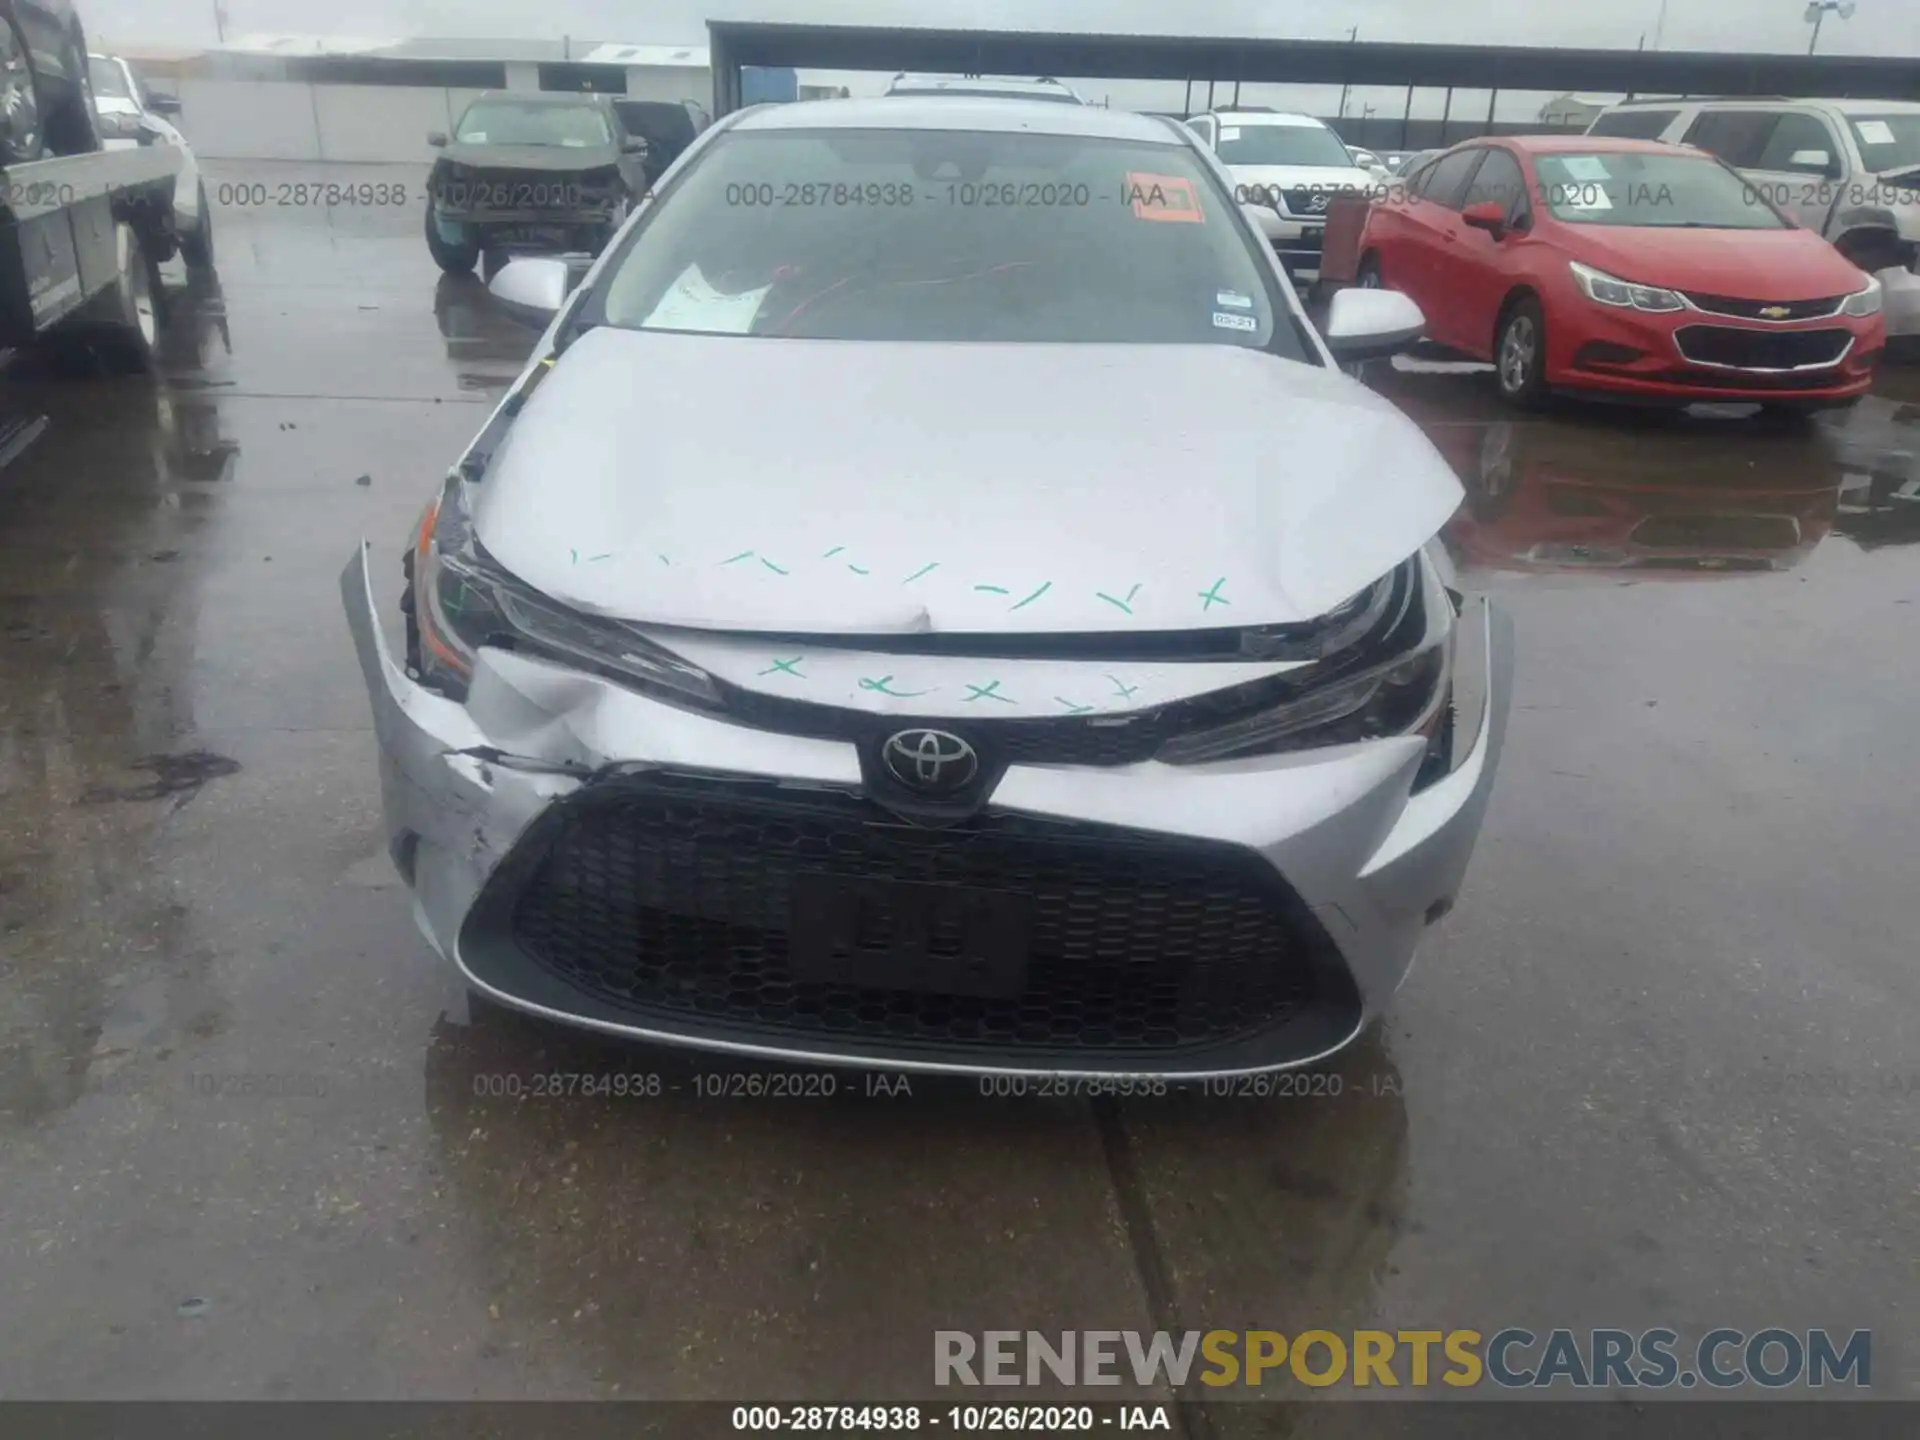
[489,257,574,327]
[1322,287,1426,361]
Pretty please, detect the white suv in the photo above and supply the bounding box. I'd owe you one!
[1586,97,1920,340]
[1183,109,1377,283]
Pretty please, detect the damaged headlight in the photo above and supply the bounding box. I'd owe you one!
[1159,557,1454,778]
[406,474,721,710]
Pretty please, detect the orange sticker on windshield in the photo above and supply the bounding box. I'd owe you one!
[1125,173,1204,223]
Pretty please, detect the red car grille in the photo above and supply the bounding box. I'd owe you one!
[1674,326,1853,371]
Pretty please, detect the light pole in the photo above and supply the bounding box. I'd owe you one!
[1651,0,1671,48]
[1804,0,1856,54]
[1336,26,1358,119]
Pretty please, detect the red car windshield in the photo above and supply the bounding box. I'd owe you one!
[1532,152,1789,230]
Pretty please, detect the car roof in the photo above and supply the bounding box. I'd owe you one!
[1603,96,1920,117]
[467,89,608,107]
[1204,110,1329,128]
[1490,134,1700,156]
[731,96,1181,143]
[890,74,1073,91]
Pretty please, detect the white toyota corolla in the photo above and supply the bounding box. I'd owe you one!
[342,97,1512,1079]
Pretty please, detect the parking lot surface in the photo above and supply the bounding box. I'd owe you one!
[1,164,1915,1406]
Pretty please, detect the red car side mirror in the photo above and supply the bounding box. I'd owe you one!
[1462,201,1508,237]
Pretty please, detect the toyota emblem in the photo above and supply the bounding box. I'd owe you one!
[882,729,979,794]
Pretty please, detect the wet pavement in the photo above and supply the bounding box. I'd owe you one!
[0,162,1915,1408]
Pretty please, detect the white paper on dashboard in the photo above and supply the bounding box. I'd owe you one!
[1856,120,1897,146]
[642,264,773,334]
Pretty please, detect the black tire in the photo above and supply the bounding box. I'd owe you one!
[0,13,44,165]
[180,182,215,270]
[37,222,162,377]
[481,248,508,282]
[425,205,478,275]
[1493,295,1551,409]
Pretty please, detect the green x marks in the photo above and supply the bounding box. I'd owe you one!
[963,680,1016,704]
[858,675,931,698]
[759,656,805,679]
[1198,577,1231,611]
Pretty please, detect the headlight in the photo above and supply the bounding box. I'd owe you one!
[1159,559,1455,777]
[1842,274,1883,317]
[1569,260,1684,313]
[408,475,721,711]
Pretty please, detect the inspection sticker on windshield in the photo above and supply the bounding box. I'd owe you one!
[1559,156,1613,182]
[1856,120,1897,146]
[1213,311,1258,332]
[1216,290,1253,309]
[1220,127,1243,142]
[1125,173,1205,222]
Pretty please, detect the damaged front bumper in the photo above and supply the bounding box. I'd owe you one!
[341,542,1513,1078]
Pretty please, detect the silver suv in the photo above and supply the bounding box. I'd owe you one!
[1585,97,1920,339]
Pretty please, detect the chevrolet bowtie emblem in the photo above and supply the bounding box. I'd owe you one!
[1759,305,1792,319]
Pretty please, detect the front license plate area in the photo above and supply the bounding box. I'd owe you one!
[790,876,1031,999]
[496,225,569,247]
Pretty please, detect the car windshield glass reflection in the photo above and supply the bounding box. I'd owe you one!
[1532,152,1790,229]
[454,102,611,148]
[88,58,132,100]
[1212,124,1356,168]
[1847,114,1920,176]
[596,129,1297,353]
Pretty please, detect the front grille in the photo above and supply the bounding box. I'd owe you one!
[1674,325,1852,370]
[1628,514,1800,550]
[1283,188,1337,218]
[1642,368,1846,392]
[499,778,1337,1056]
[1682,292,1845,321]
[724,686,1167,767]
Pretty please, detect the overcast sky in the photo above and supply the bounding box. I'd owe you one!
[91,0,1917,56]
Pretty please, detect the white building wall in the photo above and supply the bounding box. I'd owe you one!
[175,79,321,160]
[170,75,714,162]
[621,65,710,103]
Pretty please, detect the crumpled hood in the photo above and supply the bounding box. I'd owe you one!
[473,328,1463,635]
[438,142,622,174]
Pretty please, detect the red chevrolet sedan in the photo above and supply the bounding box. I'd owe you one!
[1356,137,1886,412]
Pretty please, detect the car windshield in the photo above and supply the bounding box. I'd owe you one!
[594,127,1298,354]
[1532,151,1789,229]
[454,101,610,148]
[1212,122,1356,169]
[1847,113,1920,176]
[88,57,132,101]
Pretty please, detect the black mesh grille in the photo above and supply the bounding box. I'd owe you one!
[1681,293,1844,321]
[1642,368,1847,392]
[502,779,1334,1055]
[1674,326,1852,370]
[1284,188,1336,217]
